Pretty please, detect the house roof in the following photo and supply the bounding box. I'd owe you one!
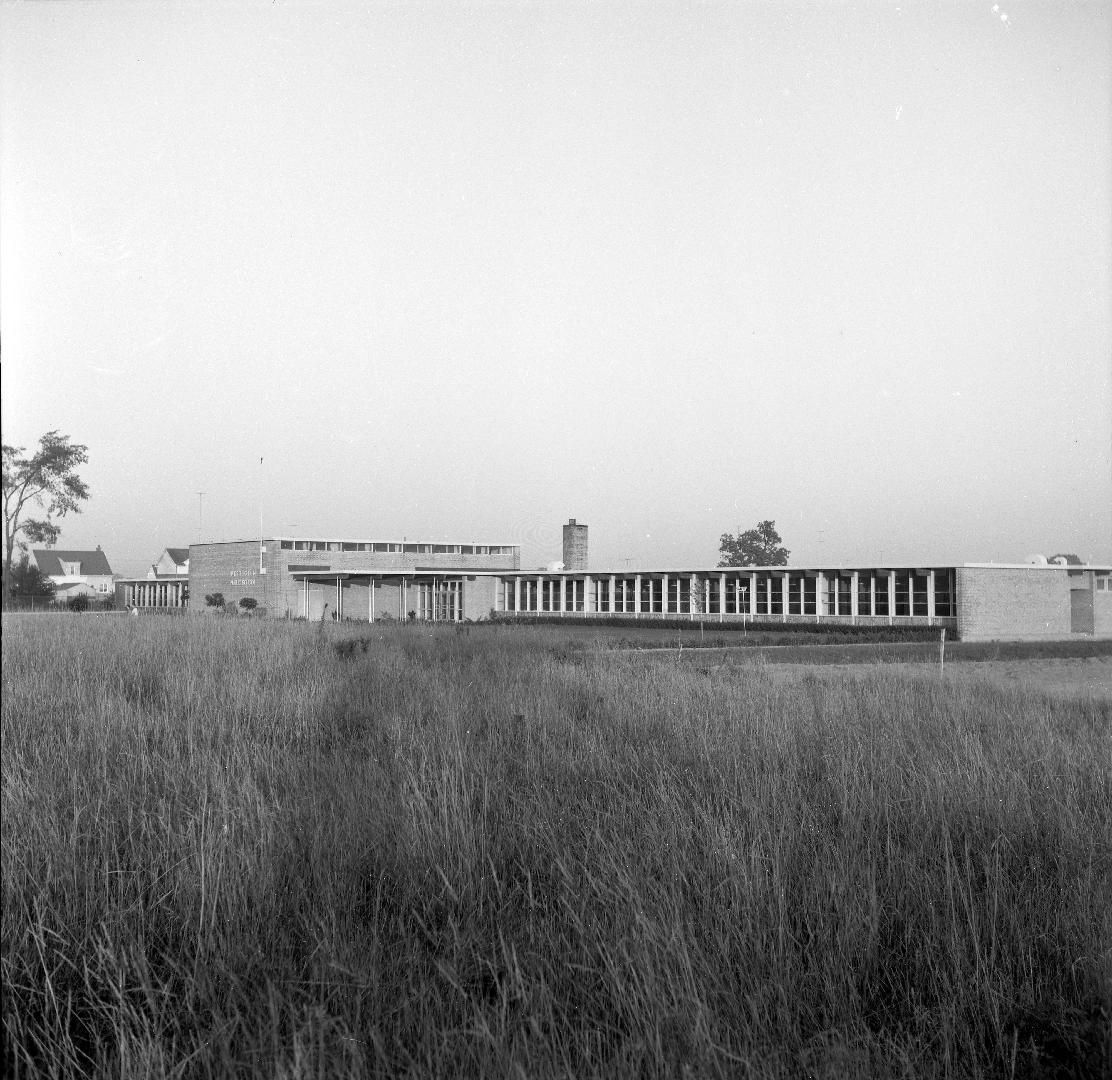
[32,549,114,576]
[164,548,189,566]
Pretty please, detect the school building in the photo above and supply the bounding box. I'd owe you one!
[184,522,1111,640]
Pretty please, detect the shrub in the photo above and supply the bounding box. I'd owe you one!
[66,593,90,612]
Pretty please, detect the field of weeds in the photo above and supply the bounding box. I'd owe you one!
[2,614,1110,1078]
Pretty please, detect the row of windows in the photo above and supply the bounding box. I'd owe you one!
[279,540,515,556]
[501,571,955,617]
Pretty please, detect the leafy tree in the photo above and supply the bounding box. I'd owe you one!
[1048,553,1083,565]
[205,592,225,608]
[7,553,54,600]
[718,519,789,567]
[2,431,89,605]
[238,597,258,613]
[67,593,90,612]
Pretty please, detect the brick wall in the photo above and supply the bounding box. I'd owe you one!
[189,541,520,617]
[189,541,276,613]
[956,567,1071,641]
[562,522,588,571]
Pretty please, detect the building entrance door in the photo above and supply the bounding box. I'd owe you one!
[1070,586,1094,634]
[417,578,462,621]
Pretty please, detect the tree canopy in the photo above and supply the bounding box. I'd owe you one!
[2,431,89,605]
[7,553,55,600]
[718,520,789,567]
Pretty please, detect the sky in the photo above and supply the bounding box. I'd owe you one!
[2,0,1109,577]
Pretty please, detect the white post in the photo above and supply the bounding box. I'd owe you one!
[635,575,642,614]
[662,574,670,615]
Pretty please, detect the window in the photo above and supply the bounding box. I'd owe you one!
[754,576,770,616]
[342,543,358,552]
[788,575,803,615]
[934,570,953,616]
[281,541,293,550]
[912,573,929,617]
[768,576,784,616]
[875,575,890,617]
[857,574,873,616]
[894,572,911,617]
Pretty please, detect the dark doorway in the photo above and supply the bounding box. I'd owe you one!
[1070,580,1094,634]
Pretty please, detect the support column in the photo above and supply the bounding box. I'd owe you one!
[609,575,616,614]
[851,571,859,623]
[888,570,896,625]
[816,572,825,620]
[560,577,567,613]
[662,574,669,615]
[584,575,593,613]
[635,575,642,613]
[781,574,789,622]
[927,571,935,623]
[690,574,699,619]
[304,578,309,618]
[514,577,521,612]
[750,573,758,616]
[719,573,727,620]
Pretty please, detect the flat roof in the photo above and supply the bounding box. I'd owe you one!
[961,562,1112,570]
[286,562,1112,577]
[192,537,521,547]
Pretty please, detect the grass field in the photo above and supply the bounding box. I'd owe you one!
[3,614,1110,1078]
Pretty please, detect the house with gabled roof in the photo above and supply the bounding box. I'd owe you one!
[149,547,189,578]
[30,547,115,603]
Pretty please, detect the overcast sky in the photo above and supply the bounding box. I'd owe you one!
[2,0,1109,577]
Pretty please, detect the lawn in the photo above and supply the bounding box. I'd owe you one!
[3,614,1109,1078]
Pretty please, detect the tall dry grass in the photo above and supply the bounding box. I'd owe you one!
[2,614,1109,1078]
